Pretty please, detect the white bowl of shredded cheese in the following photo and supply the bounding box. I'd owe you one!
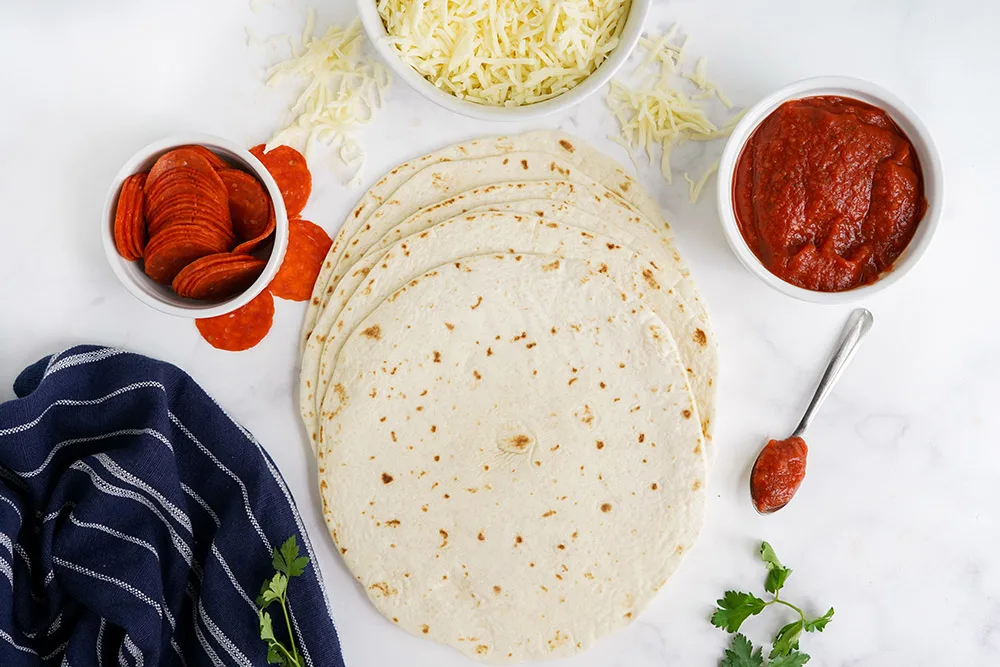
[358,0,651,120]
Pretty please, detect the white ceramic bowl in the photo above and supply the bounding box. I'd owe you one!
[102,134,288,318]
[356,0,651,121]
[716,76,944,304]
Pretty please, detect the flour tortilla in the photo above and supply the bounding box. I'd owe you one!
[319,253,706,663]
[324,152,660,313]
[304,211,713,465]
[304,131,660,350]
[300,172,717,446]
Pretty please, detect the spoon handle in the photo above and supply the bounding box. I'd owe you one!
[791,308,874,438]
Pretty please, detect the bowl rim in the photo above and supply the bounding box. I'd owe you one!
[355,0,651,121]
[715,75,945,304]
[101,133,289,319]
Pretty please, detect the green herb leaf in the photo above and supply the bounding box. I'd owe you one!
[269,573,288,599]
[804,607,834,633]
[771,620,804,657]
[266,644,287,665]
[711,591,768,632]
[257,536,311,667]
[273,536,310,578]
[259,610,276,643]
[760,542,792,594]
[256,581,271,608]
[719,633,764,667]
[768,650,811,667]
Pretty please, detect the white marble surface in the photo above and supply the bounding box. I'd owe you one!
[2,0,998,664]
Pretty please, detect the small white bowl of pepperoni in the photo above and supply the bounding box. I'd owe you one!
[716,76,944,303]
[101,134,290,318]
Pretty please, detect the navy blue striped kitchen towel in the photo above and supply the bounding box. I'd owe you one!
[0,345,344,667]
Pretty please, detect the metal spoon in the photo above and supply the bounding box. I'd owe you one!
[750,307,874,514]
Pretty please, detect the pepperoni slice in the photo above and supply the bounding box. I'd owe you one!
[250,144,311,218]
[196,289,275,351]
[172,253,267,301]
[147,148,224,192]
[219,169,270,242]
[268,219,332,301]
[232,198,276,255]
[180,144,230,171]
[113,172,147,260]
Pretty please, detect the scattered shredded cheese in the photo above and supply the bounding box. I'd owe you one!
[377,0,630,107]
[260,12,390,185]
[685,159,719,205]
[607,27,740,202]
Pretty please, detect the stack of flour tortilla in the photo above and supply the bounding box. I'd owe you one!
[300,131,717,663]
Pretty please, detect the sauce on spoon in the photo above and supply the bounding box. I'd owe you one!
[750,436,808,513]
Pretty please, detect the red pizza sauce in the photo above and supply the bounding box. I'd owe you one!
[733,96,926,292]
[750,437,808,514]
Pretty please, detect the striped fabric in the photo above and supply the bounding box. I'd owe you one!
[0,346,345,667]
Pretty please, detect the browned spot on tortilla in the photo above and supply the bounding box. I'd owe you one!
[638,433,645,443]
[445,322,455,331]
[600,503,612,513]
[369,582,396,597]
[433,351,441,363]
[693,328,707,347]
[624,611,633,619]
[682,409,692,419]
[434,455,440,461]
[606,242,620,250]
[493,585,502,594]
[386,519,400,527]
[390,431,397,442]
[676,545,685,555]
[692,480,702,491]
[475,646,489,656]
[559,139,575,152]
[477,532,486,541]
[568,377,578,386]
[486,346,493,356]
[542,510,556,518]
[515,535,523,546]
[421,625,430,634]
[651,482,659,490]
[503,158,509,165]
[381,472,393,484]
[599,381,606,389]
[557,544,565,550]
[550,326,557,334]
[439,529,449,547]
[542,259,560,272]
[508,434,530,451]
[430,425,437,433]
[361,324,381,340]
[520,159,528,169]
[471,296,483,310]
[473,370,481,380]
[642,268,660,290]
[595,440,605,450]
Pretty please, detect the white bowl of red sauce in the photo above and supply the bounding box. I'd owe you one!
[717,76,943,303]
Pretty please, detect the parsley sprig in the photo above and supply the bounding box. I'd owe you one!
[257,536,311,666]
[712,542,834,666]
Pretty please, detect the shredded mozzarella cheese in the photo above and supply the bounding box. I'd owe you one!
[261,12,390,185]
[607,27,739,201]
[377,0,630,107]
